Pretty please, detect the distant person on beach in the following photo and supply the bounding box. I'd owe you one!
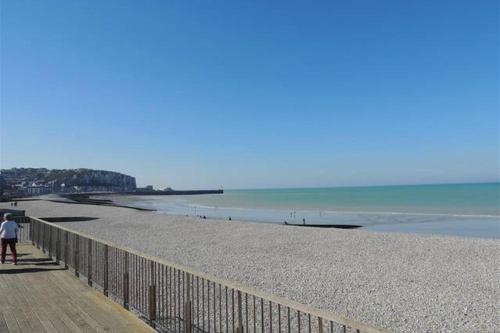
[0,213,18,265]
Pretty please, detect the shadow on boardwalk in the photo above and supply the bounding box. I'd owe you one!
[0,243,155,333]
[0,266,66,274]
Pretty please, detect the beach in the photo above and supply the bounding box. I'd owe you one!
[105,183,500,239]
[2,200,498,333]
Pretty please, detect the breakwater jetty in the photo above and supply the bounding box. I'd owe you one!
[122,189,224,195]
[50,189,224,211]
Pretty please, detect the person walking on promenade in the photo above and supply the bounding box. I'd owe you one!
[0,213,18,265]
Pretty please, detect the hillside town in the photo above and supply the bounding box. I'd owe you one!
[0,168,137,199]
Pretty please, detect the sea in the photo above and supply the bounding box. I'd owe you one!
[112,183,500,239]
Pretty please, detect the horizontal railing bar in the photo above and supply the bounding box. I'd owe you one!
[28,216,388,333]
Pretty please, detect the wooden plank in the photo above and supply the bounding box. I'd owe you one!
[45,267,128,332]
[5,266,47,332]
[0,311,9,333]
[6,278,36,332]
[2,306,22,333]
[0,244,154,333]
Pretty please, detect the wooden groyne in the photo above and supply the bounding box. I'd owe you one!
[121,189,224,195]
[284,223,362,229]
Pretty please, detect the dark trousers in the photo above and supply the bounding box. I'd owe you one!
[1,238,17,264]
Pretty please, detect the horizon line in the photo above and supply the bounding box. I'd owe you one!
[184,181,500,192]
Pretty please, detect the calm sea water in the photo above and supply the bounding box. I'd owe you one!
[114,183,500,238]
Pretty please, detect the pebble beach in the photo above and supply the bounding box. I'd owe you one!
[2,200,498,333]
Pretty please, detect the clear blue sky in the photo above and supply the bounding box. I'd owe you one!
[1,1,498,189]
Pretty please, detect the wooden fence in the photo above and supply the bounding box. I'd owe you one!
[21,216,388,333]
[13,216,31,243]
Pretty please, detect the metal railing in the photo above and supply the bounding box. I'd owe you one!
[25,216,388,333]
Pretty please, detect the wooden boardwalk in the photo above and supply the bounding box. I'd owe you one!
[0,243,156,333]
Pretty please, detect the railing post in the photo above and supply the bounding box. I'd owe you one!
[183,273,191,333]
[48,226,53,258]
[149,261,157,328]
[55,228,60,264]
[39,222,43,248]
[64,231,69,269]
[44,224,48,253]
[87,238,92,286]
[236,290,243,333]
[47,224,51,254]
[30,218,34,245]
[149,285,157,329]
[38,222,41,249]
[123,252,129,310]
[36,221,40,248]
[74,235,80,277]
[39,222,43,251]
[103,244,109,296]
[319,317,323,333]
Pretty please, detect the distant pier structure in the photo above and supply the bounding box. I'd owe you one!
[122,189,224,195]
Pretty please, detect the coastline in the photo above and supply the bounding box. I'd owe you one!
[2,199,498,332]
[103,194,500,239]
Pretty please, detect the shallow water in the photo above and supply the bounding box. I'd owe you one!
[110,183,500,239]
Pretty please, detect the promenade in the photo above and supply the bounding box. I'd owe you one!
[0,243,155,333]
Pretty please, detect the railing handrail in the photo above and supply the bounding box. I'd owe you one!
[28,216,389,333]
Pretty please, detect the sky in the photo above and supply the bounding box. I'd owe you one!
[1,0,498,189]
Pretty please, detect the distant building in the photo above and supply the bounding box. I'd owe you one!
[26,184,51,195]
[137,185,154,191]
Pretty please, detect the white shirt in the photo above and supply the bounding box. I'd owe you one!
[0,220,19,239]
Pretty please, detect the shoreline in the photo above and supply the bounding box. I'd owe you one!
[1,199,497,332]
[103,193,500,219]
[19,194,498,238]
[18,193,500,220]
[104,194,499,239]
[19,189,499,219]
